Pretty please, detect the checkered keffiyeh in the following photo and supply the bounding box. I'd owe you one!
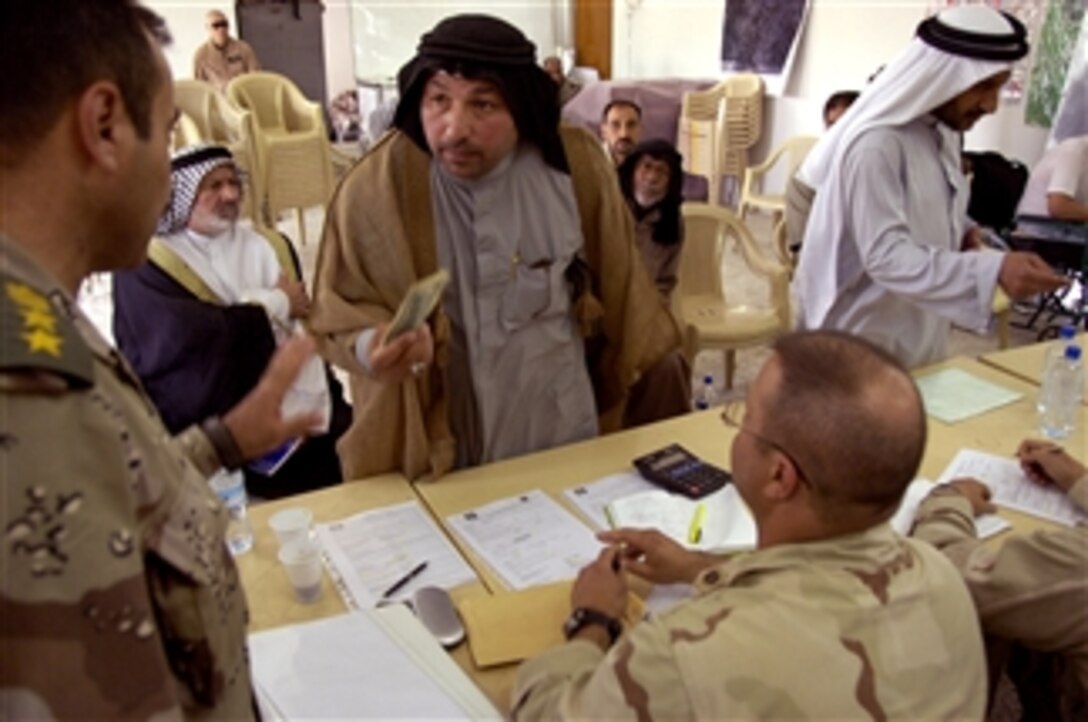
[156,144,238,235]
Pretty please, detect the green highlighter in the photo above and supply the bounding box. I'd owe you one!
[688,502,707,545]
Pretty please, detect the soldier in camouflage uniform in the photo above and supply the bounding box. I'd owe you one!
[912,440,1088,719]
[513,331,987,720]
[0,2,318,719]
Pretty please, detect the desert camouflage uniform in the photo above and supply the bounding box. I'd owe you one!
[193,38,260,92]
[513,523,986,720]
[912,477,1088,695]
[0,237,254,720]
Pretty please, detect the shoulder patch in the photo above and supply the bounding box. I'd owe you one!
[1,276,93,388]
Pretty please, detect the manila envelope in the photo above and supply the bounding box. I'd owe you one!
[457,581,645,668]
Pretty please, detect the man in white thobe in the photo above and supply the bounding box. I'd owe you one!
[794,5,1066,367]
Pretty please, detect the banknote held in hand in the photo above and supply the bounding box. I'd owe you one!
[383,269,451,344]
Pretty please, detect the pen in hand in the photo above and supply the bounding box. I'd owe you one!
[381,560,429,600]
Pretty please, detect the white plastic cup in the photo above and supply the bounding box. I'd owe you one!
[268,507,314,549]
[278,540,323,604]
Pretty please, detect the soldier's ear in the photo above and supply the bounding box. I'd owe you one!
[77,81,129,174]
[763,455,802,501]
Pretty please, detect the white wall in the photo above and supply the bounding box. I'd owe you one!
[324,1,356,97]
[612,0,1050,167]
[148,1,1053,165]
[347,0,561,83]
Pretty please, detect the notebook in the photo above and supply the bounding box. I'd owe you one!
[250,606,500,720]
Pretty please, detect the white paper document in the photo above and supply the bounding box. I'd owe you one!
[250,606,500,721]
[939,449,1087,527]
[447,490,602,590]
[644,583,694,616]
[563,471,657,530]
[316,500,477,608]
[891,478,1011,539]
[606,485,757,553]
[914,368,1022,423]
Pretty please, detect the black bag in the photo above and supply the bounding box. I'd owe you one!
[964,151,1029,232]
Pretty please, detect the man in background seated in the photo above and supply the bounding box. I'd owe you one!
[912,439,1087,721]
[794,5,1065,367]
[308,15,688,480]
[512,331,986,720]
[822,89,859,128]
[193,9,260,92]
[114,145,349,499]
[1016,134,1088,223]
[784,89,860,253]
[618,139,685,300]
[600,99,642,167]
[542,55,582,106]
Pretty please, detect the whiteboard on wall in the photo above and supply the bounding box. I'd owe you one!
[350,1,560,83]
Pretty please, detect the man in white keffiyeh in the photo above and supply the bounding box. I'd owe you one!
[793,4,1066,367]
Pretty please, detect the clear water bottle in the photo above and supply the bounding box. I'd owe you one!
[1037,325,1077,413]
[1038,344,1083,439]
[208,469,254,555]
[694,374,718,410]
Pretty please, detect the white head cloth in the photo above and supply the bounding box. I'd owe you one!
[795,4,1027,325]
[797,5,1025,191]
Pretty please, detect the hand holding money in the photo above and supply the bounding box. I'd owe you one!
[365,270,447,383]
[383,269,450,343]
[367,323,435,385]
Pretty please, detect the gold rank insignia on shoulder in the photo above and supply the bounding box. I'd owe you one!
[1,275,94,389]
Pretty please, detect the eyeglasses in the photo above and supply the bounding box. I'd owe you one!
[211,20,228,29]
[720,400,813,488]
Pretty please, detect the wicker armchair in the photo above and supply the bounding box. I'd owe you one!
[227,72,334,244]
[173,80,263,222]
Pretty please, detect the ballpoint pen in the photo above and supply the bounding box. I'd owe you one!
[381,560,429,600]
[611,547,624,573]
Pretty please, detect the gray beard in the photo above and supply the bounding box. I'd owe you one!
[634,189,665,208]
[194,214,236,237]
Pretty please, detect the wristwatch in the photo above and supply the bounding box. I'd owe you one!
[563,607,623,646]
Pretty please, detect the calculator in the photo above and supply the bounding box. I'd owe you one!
[633,444,733,499]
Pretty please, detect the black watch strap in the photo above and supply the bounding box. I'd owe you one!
[201,415,245,470]
[564,607,623,645]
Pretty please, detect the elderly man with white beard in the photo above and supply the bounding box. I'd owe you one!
[112,145,349,499]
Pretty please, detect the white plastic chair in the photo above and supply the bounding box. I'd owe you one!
[676,203,791,389]
[677,74,764,207]
[738,135,818,223]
